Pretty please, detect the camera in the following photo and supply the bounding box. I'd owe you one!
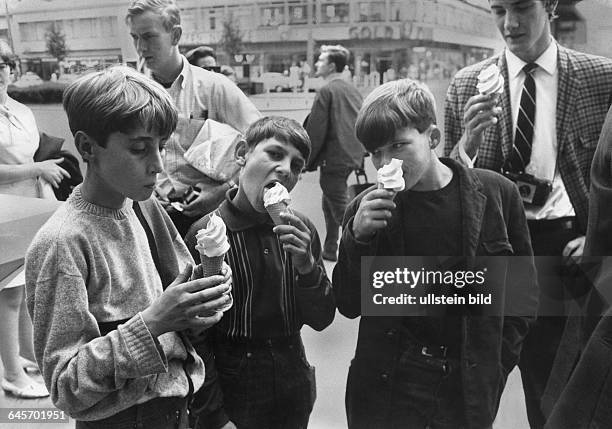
[182,185,201,205]
[502,171,552,206]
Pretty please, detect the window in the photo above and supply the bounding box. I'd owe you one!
[358,2,385,22]
[321,2,349,23]
[261,3,285,26]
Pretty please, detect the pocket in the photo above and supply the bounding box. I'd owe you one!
[481,239,514,256]
[214,347,247,378]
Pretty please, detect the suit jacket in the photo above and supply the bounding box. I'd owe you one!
[444,44,612,233]
[542,106,612,428]
[333,158,538,429]
[304,78,364,170]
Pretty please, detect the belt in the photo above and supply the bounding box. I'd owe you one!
[527,217,576,234]
[216,333,302,350]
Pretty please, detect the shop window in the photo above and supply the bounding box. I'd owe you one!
[261,4,285,27]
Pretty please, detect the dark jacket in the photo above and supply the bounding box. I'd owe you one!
[543,104,612,428]
[304,78,364,170]
[333,158,538,429]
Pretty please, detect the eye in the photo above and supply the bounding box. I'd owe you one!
[392,142,406,150]
[268,150,283,160]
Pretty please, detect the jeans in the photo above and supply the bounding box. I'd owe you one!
[347,344,467,429]
[215,336,316,429]
[75,396,188,429]
[319,165,353,250]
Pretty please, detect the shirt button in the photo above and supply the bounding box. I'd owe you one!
[386,329,396,337]
[380,373,389,381]
[246,352,252,358]
[263,248,269,255]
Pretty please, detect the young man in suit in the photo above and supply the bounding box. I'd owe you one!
[444,1,612,427]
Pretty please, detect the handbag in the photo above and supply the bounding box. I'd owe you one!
[348,167,374,201]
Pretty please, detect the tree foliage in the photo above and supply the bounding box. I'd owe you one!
[219,14,243,61]
[45,22,68,62]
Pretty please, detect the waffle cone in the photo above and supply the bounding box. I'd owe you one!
[200,253,225,277]
[266,202,288,225]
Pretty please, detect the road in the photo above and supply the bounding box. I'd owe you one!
[0,92,529,428]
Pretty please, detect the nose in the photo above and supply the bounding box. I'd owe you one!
[150,149,164,175]
[504,11,519,31]
[276,158,291,178]
[135,37,146,54]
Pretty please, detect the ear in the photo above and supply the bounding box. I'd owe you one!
[234,139,248,166]
[74,131,98,163]
[170,25,182,46]
[429,126,441,150]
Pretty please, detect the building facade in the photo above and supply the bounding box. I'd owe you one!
[0,0,502,80]
[0,0,595,81]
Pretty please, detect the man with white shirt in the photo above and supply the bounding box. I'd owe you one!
[444,1,612,427]
[126,0,260,237]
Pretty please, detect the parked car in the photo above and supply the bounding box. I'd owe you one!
[251,72,292,92]
[12,72,44,88]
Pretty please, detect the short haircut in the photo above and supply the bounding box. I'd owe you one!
[62,66,178,149]
[355,79,437,152]
[244,116,311,161]
[321,45,350,73]
[0,39,16,69]
[126,0,180,32]
[185,46,216,66]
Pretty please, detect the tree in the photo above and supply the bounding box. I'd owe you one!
[218,14,243,63]
[45,22,68,68]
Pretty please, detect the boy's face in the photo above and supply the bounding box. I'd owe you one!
[128,11,179,76]
[489,0,551,63]
[84,125,165,208]
[235,137,305,213]
[371,126,437,192]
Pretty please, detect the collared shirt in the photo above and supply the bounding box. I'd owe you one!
[505,41,574,220]
[155,56,260,197]
[186,189,335,340]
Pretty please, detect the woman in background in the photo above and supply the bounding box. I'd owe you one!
[0,40,67,398]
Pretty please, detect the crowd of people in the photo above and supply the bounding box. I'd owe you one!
[1,0,611,428]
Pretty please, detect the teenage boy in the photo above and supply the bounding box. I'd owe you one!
[186,116,335,429]
[126,0,261,236]
[25,66,231,429]
[444,2,612,425]
[333,79,538,429]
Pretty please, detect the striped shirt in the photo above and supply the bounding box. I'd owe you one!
[186,189,335,340]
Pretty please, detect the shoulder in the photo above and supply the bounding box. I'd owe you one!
[191,64,241,91]
[471,167,518,196]
[561,46,612,75]
[7,96,36,119]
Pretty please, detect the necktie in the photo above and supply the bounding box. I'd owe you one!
[506,63,537,173]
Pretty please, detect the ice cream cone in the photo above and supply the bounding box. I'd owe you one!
[266,201,289,225]
[200,253,225,277]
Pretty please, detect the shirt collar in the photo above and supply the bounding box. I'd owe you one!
[505,39,558,78]
[218,187,275,232]
[175,55,190,89]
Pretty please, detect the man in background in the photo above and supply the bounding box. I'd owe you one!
[304,44,364,261]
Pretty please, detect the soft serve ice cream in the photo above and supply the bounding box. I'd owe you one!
[477,64,504,96]
[263,182,291,225]
[195,213,232,311]
[377,158,405,192]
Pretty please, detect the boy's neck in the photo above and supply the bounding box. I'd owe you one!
[80,176,127,209]
[231,188,268,220]
[412,158,453,192]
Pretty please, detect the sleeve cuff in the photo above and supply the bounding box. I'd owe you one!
[458,141,477,168]
[297,265,323,288]
[119,313,168,376]
[343,217,376,257]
